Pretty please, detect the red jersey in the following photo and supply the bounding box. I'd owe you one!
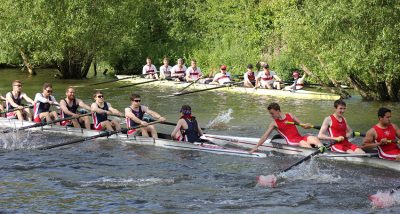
[373,124,400,160]
[275,114,307,146]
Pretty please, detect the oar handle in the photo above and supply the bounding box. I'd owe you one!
[118,79,159,89]
[285,121,321,130]
[0,105,34,114]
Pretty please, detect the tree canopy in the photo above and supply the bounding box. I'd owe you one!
[0,0,399,100]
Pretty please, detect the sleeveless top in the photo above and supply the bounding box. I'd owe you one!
[275,113,303,144]
[373,124,398,152]
[126,106,144,128]
[60,98,78,118]
[92,102,109,125]
[6,92,22,110]
[180,117,200,143]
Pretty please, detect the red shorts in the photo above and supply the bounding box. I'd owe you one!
[377,147,400,161]
[33,116,42,123]
[127,129,137,135]
[331,140,359,153]
[60,120,72,126]
[93,123,104,131]
[6,112,17,119]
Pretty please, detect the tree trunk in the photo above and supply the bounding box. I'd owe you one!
[57,50,93,79]
[19,49,36,75]
[93,59,97,76]
[347,74,375,100]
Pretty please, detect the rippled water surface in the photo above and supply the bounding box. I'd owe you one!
[0,69,399,213]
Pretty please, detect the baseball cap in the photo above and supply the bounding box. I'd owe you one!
[220,65,227,70]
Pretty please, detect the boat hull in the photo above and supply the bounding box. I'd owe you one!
[116,75,341,100]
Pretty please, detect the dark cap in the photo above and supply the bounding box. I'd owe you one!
[247,64,253,69]
[262,63,269,69]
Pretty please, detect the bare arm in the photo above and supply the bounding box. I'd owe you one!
[108,103,123,116]
[60,100,79,117]
[344,118,354,138]
[6,93,21,108]
[91,103,107,114]
[125,108,146,126]
[250,122,276,153]
[318,117,342,141]
[361,128,379,149]
[22,93,35,105]
[144,107,166,121]
[171,119,185,139]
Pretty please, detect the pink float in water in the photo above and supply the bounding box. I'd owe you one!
[256,175,277,188]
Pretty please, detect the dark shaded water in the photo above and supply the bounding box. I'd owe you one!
[0,69,399,213]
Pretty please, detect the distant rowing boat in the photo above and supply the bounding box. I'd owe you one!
[0,118,266,158]
[204,134,400,172]
[116,75,341,100]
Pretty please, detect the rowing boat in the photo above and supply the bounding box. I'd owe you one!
[116,75,341,100]
[204,134,400,172]
[0,117,266,158]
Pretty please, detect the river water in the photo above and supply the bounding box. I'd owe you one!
[0,69,399,213]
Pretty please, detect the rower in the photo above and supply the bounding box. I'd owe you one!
[0,93,5,114]
[318,100,365,154]
[124,94,165,138]
[362,107,400,161]
[159,57,173,80]
[255,63,282,90]
[171,58,187,81]
[283,70,306,91]
[5,80,35,121]
[243,64,256,88]
[171,105,204,142]
[59,87,92,129]
[33,83,59,123]
[91,91,123,131]
[250,102,325,153]
[210,65,231,85]
[185,59,202,82]
[142,57,159,79]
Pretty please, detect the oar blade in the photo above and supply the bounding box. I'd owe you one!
[256,175,277,188]
[368,192,397,208]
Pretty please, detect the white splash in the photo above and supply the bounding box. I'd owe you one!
[1,131,34,150]
[206,109,233,129]
[369,189,400,208]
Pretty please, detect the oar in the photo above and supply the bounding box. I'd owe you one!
[285,121,366,137]
[118,79,159,89]
[89,76,133,86]
[175,78,202,93]
[0,105,34,115]
[37,120,162,150]
[257,144,332,188]
[1,113,91,134]
[169,81,243,97]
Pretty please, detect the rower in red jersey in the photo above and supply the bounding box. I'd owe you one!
[243,64,256,88]
[362,107,400,161]
[318,99,365,154]
[250,102,325,153]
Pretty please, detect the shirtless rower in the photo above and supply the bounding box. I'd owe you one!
[142,57,159,79]
[171,58,187,81]
[362,107,400,161]
[33,83,59,123]
[185,59,202,82]
[210,65,231,85]
[250,102,325,153]
[125,94,165,138]
[283,70,306,91]
[243,64,256,88]
[59,87,91,129]
[255,63,282,89]
[159,57,173,80]
[5,80,35,121]
[318,100,365,154]
[91,91,123,131]
[171,105,204,142]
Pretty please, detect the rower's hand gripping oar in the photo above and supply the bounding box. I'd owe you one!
[145,118,206,130]
[0,104,34,115]
[285,121,366,137]
[1,113,91,134]
[37,120,163,150]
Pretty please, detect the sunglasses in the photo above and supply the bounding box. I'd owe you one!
[13,85,22,87]
[97,95,104,98]
[133,99,141,102]
[46,89,53,93]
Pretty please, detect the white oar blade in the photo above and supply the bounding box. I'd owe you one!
[369,191,398,208]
